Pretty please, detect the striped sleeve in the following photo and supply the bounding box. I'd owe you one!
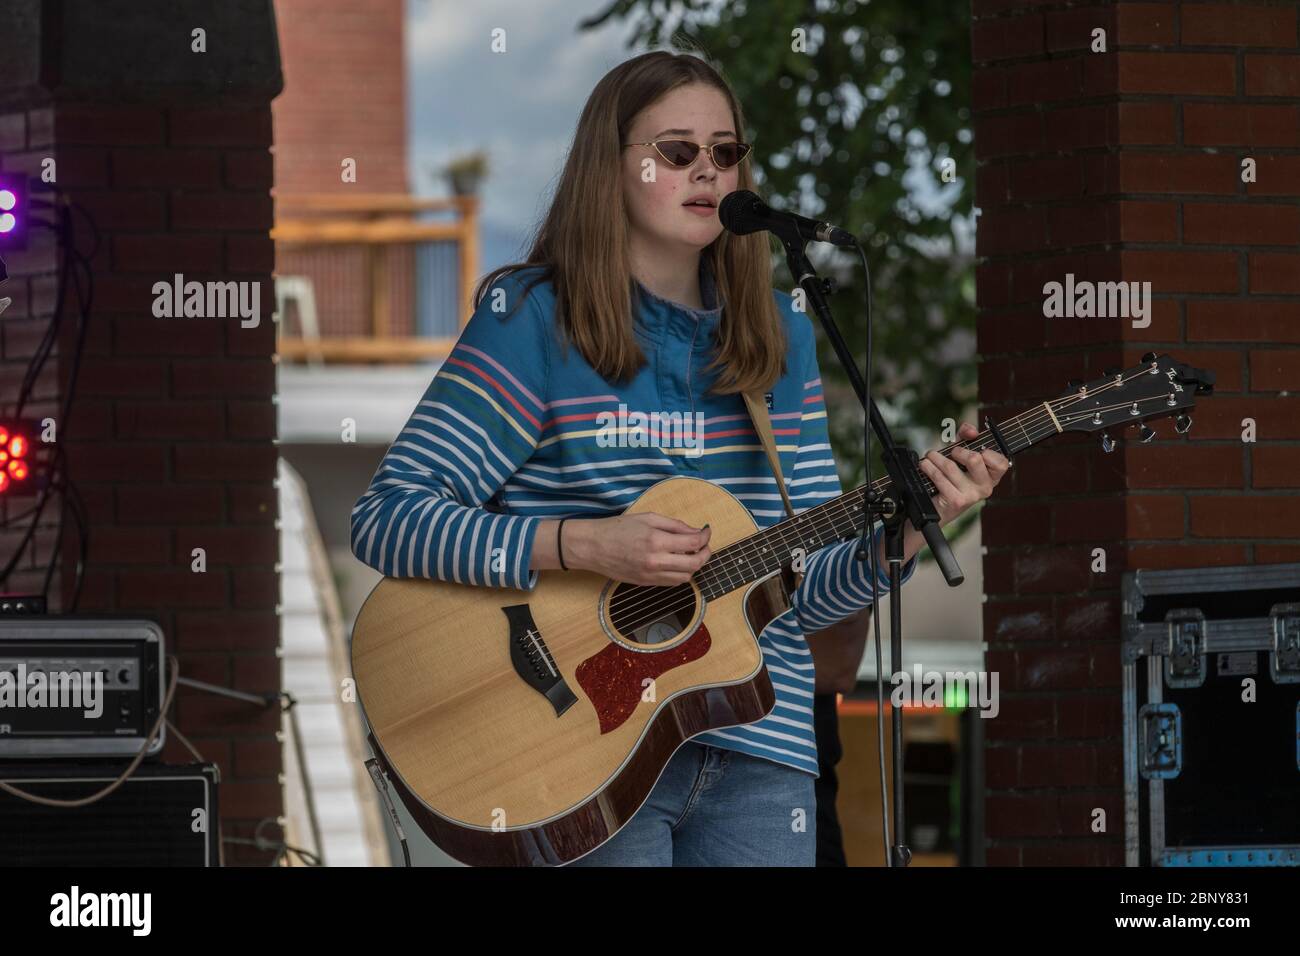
[349,274,549,590]
[788,337,918,633]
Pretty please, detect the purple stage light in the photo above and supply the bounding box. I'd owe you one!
[0,176,26,248]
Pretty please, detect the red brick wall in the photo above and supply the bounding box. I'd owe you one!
[271,0,409,195]
[0,100,281,864]
[973,0,1300,865]
[0,107,61,599]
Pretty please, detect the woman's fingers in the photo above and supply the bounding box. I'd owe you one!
[920,454,960,509]
[915,422,1016,523]
[955,421,1010,489]
[931,449,978,502]
[955,444,992,492]
[982,448,1010,479]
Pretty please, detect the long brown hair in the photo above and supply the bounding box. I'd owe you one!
[473,50,786,396]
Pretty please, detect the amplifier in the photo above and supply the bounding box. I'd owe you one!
[0,761,220,865]
[0,617,165,758]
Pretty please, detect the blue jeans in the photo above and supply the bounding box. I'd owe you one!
[565,740,817,866]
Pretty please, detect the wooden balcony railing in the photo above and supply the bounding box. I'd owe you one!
[272,193,479,364]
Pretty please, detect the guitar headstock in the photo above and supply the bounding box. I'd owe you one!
[1051,353,1216,448]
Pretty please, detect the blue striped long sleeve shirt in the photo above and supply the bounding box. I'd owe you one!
[350,262,917,777]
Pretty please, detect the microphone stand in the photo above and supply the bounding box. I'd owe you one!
[776,230,963,869]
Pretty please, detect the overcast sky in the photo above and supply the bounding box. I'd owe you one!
[406,0,639,270]
[404,0,964,272]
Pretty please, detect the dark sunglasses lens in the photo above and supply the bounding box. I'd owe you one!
[712,143,749,168]
[658,141,700,166]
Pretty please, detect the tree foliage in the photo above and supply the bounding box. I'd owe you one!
[581,0,978,532]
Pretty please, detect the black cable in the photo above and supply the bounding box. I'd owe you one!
[222,817,323,867]
[38,482,62,599]
[38,472,87,609]
[13,211,70,420]
[64,475,88,610]
[2,190,96,602]
[56,205,97,439]
[13,187,98,422]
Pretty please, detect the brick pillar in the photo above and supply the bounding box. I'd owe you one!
[973,0,1300,865]
[0,0,284,863]
[271,0,409,195]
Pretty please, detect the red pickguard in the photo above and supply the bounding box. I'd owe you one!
[575,624,712,734]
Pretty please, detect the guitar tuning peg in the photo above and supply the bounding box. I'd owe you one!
[1175,413,1192,434]
[1139,424,1156,443]
[1066,378,1083,392]
[1101,432,1116,453]
[1141,351,1158,364]
[1104,366,1121,378]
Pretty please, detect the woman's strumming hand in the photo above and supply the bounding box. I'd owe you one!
[566,513,711,586]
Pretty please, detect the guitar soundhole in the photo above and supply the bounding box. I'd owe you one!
[606,582,698,647]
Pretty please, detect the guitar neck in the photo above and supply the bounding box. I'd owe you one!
[686,351,1215,600]
[694,401,1064,600]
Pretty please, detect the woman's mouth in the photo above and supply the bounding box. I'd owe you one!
[682,199,716,217]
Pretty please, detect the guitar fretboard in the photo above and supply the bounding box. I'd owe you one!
[685,359,1199,599]
[693,408,1052,599]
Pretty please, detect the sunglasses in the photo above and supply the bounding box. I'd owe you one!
[622,139,753,170]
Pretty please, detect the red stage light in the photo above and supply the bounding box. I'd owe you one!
[0,423,34,494]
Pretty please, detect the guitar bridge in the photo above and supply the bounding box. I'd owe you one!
[502,604,577,718]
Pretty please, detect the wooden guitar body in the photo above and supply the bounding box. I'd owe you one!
[351,475,792,866]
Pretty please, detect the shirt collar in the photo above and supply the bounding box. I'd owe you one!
[632,256,724,347]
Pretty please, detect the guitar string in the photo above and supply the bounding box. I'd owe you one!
[589,372,1181,634]
[601,372,1176,626]
[688,387,1179,599]
[608,406,1169,631]
[603,367,1166,619]
[598,384,1184,632]
[667,365,1171,599]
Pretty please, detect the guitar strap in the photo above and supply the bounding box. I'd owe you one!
[741,390,795,519]
[741,389,802,589]
[744,389,870,693]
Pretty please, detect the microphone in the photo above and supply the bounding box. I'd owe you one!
[718,189,858,248]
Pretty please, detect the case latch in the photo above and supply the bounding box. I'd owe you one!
[1270,604,1300,684]
[1138,703,1182,779]
[1164,609,1206,689]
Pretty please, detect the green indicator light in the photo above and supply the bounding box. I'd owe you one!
[945,681,969,709]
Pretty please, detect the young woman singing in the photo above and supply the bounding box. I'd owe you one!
[350,50,1008,866]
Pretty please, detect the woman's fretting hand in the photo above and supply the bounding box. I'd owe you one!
[917,421,1011,526]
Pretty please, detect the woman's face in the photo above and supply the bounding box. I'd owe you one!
[620,83,742,253]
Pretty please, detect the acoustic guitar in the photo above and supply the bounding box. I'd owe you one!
[350,353,1214,865]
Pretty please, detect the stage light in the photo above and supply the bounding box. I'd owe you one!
[0,190,15,232]
[0,423,34,494]
[0,173,28,250]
